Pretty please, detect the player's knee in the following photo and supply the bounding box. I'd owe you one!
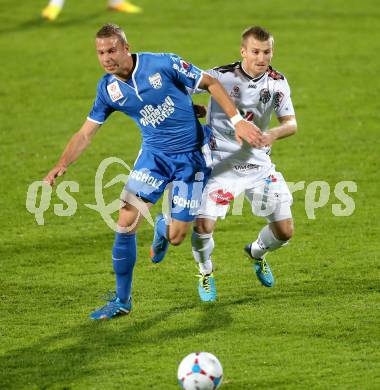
[194,218,214,235]
[276,223,294,241]
[270,218,294,241]
[117,205,140,233]
[169,231,187,246]
[116,222,138,233]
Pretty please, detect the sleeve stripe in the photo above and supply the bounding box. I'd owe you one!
[87,116,104,125]
[194,71,204,91]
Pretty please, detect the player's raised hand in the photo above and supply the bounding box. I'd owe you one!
[234,120,265,147]
[43,165,67,186]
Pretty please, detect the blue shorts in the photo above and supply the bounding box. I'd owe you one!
[125,148,212,222]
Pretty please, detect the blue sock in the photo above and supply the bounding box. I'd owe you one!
[112,232,137,303]
[156,216,168,239]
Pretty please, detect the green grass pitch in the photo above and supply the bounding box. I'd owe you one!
[0,0,379,388]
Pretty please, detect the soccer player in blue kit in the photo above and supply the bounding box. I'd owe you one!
[44,24,264,320]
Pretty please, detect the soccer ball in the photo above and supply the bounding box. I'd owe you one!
[177,352,223,389]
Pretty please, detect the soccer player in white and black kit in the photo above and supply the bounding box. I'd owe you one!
[191,26,298,301]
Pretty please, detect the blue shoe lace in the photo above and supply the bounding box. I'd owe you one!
[154,234,166,251]
[91,292,131,319]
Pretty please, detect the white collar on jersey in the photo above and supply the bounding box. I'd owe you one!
[240,62,267,82]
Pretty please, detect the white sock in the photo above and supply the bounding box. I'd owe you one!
[49,0,65,7]
[250,225,288,259]
[199,260,213,275]
[108,0,124,6]
[191,230,214,275]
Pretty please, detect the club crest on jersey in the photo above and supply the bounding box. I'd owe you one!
[259,88,271,104]
[107,81,124,102]
[230,85,240,98]
[149,73,162,89]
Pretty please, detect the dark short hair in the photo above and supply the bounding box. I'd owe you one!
[96,23,128,44]
[241,26,274,47]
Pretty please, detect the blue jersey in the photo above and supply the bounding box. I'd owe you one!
[88,52,205,153]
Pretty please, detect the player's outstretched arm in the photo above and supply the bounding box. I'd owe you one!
[43,119,100,186]
[262,115,297,146]
[198,73,265,147]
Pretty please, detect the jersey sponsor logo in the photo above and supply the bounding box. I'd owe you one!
[148,72,162,89]
[139,96,175,128]
[209,189,234,205]
[172,63,197,79]
[273,91,284,109]
[107,81,124,102]
[259,88,271,104]
[172,195,199,209]
[180,60,190,70]
[233,163,260,172]
[130,170,164,189]
[248,83,257,89]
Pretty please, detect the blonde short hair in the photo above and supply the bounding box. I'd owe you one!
[96,23,128,44]
[241,26,274,47]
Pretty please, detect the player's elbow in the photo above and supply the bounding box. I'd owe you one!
[291,123,298,135]
[198,73,217,92]
[79,120,100,141]
[288,119,298,135]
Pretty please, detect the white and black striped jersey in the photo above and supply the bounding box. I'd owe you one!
[197,62,295,167]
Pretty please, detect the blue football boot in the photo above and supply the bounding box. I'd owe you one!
[90,293,131,320]
[150,214,169,263]
[244,244,275,287]
[197,272,217,302]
